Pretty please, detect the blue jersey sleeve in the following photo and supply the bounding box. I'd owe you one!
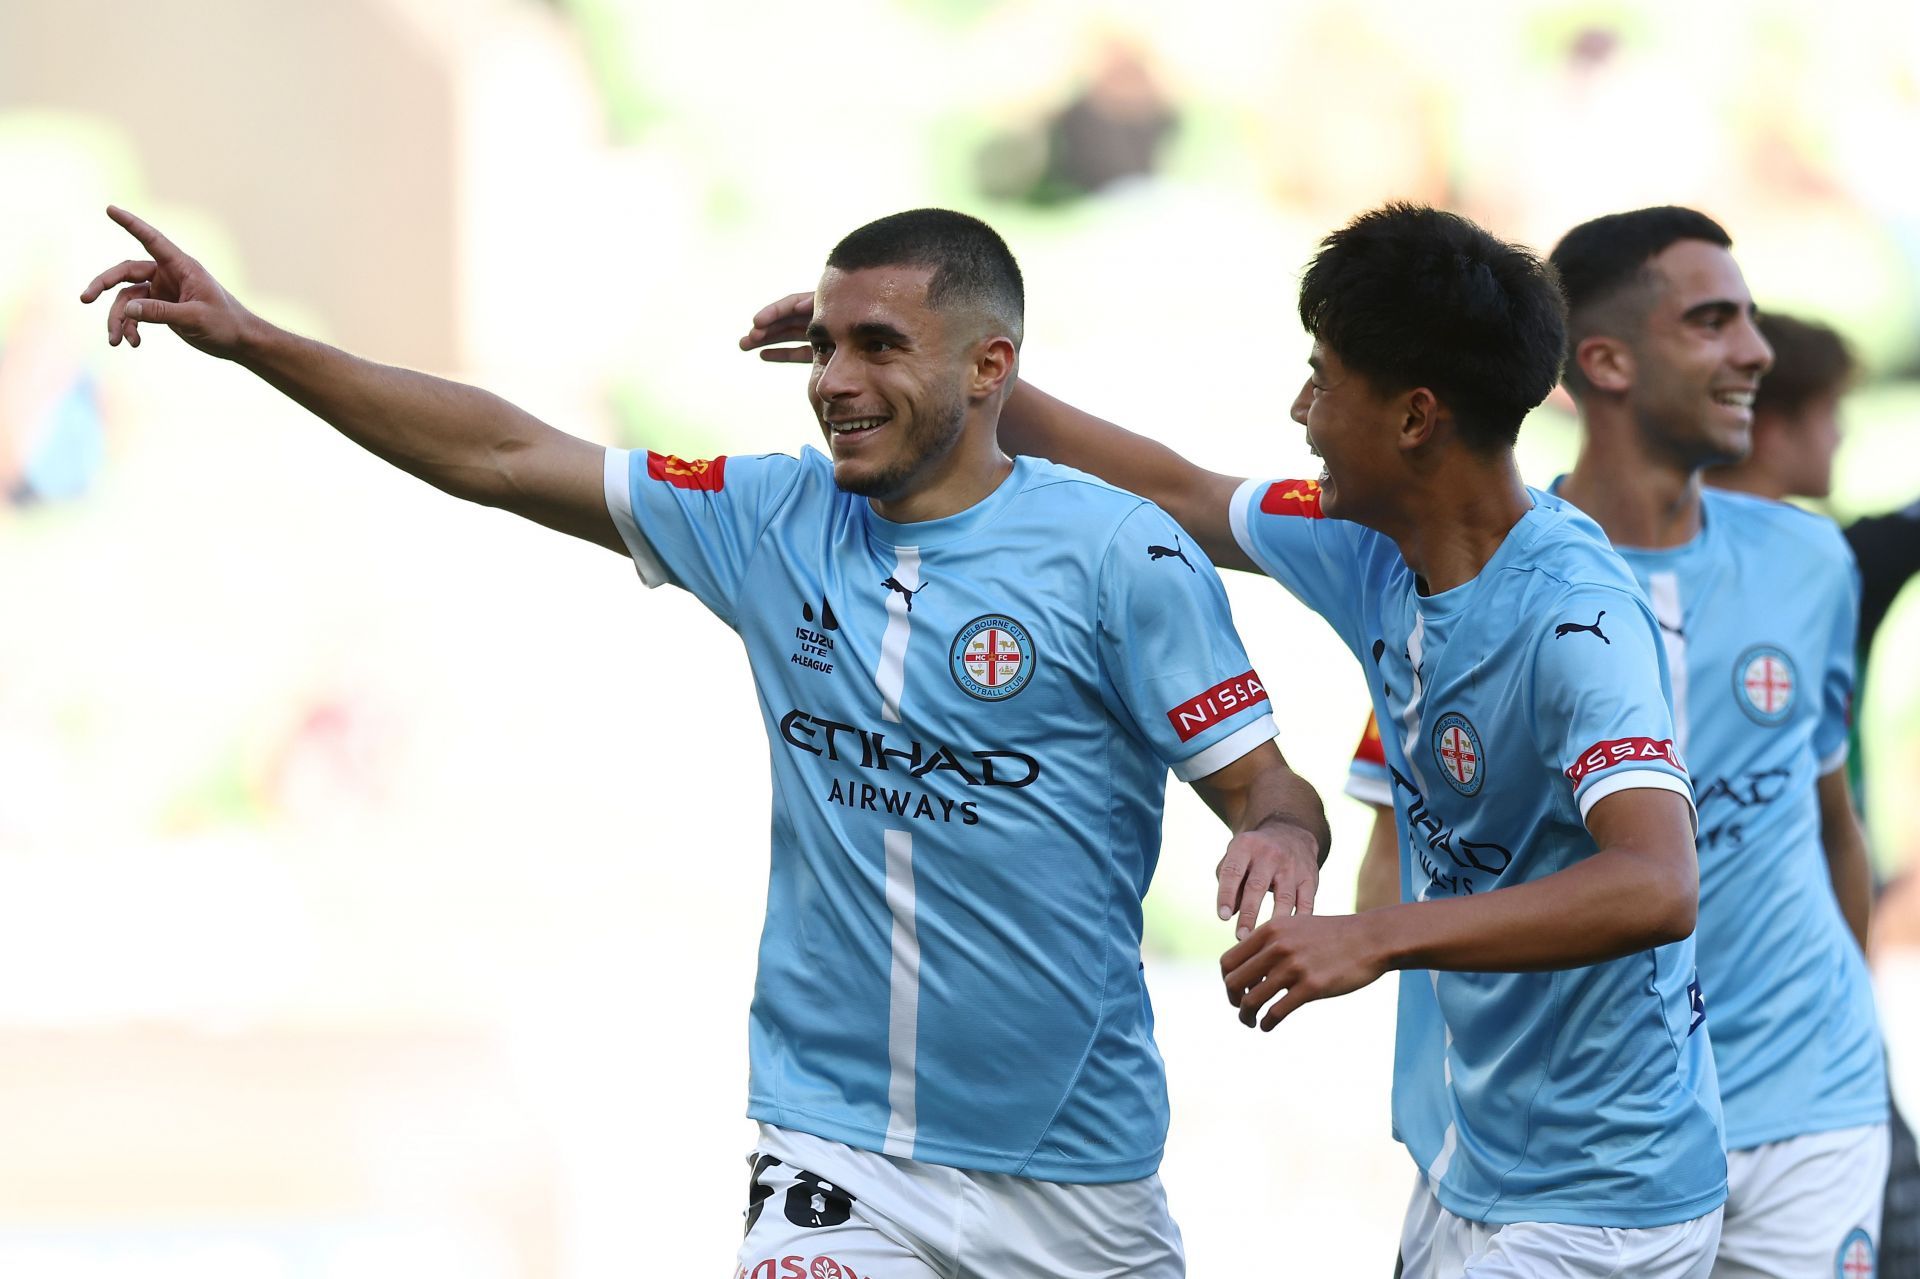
[1097,504,1279,781]
[603,447,805,627]
[1530,587,1697,828]
[1227,476,1373,657]
[1816,537,1862,775]
[1345,710,1393,806]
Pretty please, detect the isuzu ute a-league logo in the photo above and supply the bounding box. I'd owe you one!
[1734,644,1796,726]
[949,614,1035,701]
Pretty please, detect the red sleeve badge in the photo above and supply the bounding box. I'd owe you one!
[1353,710,1386,767]
[646,451,728,491]
[1258,478,1324,518]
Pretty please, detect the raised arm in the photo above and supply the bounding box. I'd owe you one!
[741,291,1255,571]
[1190,741,1329,941]
[1223,786,1699,1030]
[81,206,620,552]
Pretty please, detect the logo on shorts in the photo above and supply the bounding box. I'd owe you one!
[950,615,1035,701]
[1837,1229,1875,1279]
[1735,645,1796,725]
[1431,712,1483,796]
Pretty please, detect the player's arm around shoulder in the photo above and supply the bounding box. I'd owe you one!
[1000,382,1255,571]
[82,206,623,554]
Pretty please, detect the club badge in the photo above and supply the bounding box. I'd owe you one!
[950,614,1035,701]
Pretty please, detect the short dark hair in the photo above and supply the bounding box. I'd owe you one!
[1548,206,1733,396]
[1755,313,1855,418]
[1296,203,1567,451]
[827,209,1024,346]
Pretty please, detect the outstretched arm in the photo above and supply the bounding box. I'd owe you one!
[741,291,1255,571]
[81,206,620,552]
[1190,741,1329,941]
[1222,786,1699,1030]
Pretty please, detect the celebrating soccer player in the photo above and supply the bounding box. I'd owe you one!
[83,205,1330,1279]
[746,204,1730,1274]
[1549,209,1888,1278]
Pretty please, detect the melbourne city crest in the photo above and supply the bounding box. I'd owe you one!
[950,614,1035,702]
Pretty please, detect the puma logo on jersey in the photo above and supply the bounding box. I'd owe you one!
[1147,538,1195,572]
[881,576,928,611]
[1554,611,1610,644]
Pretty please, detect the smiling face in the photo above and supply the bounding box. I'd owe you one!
[1624,240,1774,469]
[1288,343,1405,524]
[806,264,971,503]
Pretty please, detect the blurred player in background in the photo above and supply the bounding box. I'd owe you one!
[82,205,1332,1279]
[1703,310,1920,1277]
[1547,208,1887,1278]
[747,203,1728,1276]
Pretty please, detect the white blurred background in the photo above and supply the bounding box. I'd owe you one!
[4,0,1920,1273]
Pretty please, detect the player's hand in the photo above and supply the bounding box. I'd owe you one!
[1220,913,1387,1031]
[1215,823,1319,941]
[738,291,814,363]
[79,206,254,357]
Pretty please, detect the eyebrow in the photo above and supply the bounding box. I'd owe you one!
[806,318,913,346]
[1680,298,1757,324]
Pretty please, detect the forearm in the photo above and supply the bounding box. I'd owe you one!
[1364,843,1696,973]
[236,316,568,508]
[1823,809,1874,952]
[1243,762,1331,863]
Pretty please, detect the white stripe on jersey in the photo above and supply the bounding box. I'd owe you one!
[1400,612,1432,900]
[1648,570,1690,758]
[882,828,921,1157]
[601,447,670,587]
[875,546,921,723]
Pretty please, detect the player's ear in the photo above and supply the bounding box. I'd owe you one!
[1399,387,1441,452]
[971,335,1017,403]
[1574,335,1634,395]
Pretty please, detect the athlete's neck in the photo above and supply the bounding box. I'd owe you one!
[1559,412,1704,549]
[1384,454,1533,596]
[870,421,1016,524]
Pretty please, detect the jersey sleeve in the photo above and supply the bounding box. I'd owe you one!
[1531,589,1697,829]
[1096,504,1279,782]
[1227,476,1371,656]
[602,447,803,627]
[1345,710,1393,807]
[1815,536,1864,776]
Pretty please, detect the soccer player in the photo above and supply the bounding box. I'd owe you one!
[82,205,1332,1279]
[1704,309,1920,1277]
[1548,208,1888,1278]
[745,203,1728,1275]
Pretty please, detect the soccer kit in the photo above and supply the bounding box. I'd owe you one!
[603,446,1279,1277]
[1586,486,1889,1278]
[1229,478,1727,1272]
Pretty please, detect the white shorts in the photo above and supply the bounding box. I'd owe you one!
[1398,1174,1723,1279]
[733,1124,1184,1279]
[1711,1122,1890,1279]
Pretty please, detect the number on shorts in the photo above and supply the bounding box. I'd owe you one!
[744,1158,856,1233]
[744,1153,780,1235]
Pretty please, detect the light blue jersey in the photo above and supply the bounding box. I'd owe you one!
[1231,478,1726,1228]
[605,446,1278,1183]
[1595,486,1886,1152]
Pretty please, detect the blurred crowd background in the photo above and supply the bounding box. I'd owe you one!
[4,0,1919,1274]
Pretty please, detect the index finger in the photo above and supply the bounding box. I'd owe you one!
[106,205,185,263]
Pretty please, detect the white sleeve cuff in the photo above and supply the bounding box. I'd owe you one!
[1578,769,1698,836]
[1817,743,1850,777]
[1227,476,1275,577]
[1173,713,1279,783]
[603,447,670,587]
[1345,772,1393,807]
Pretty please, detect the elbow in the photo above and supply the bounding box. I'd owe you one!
[1644,861,1699,948]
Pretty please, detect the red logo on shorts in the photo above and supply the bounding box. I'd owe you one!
[647,451,728,491]
[737,1257,864,1279]
[1563,736,1683,785]
[1259,478,1324,518]
[1168,671,1269,742]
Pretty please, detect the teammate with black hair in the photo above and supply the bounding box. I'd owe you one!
[1550,208,1887,1279]
[83,204,1333,1278]
[747,202,1728,1276]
